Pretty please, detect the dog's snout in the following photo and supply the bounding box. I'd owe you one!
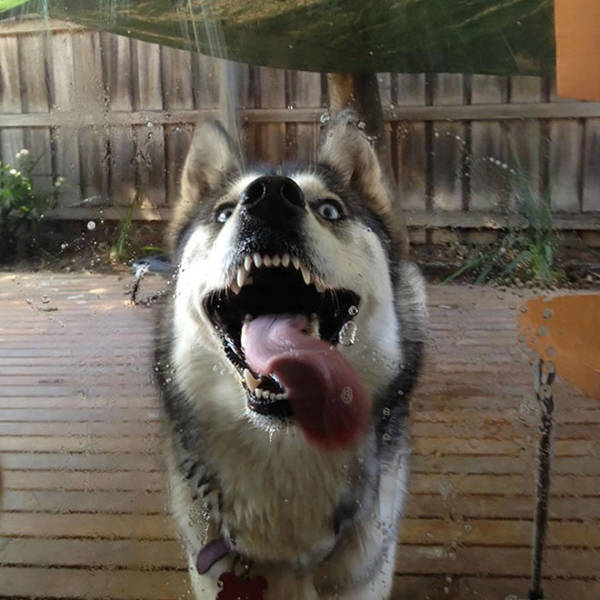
[241,176,305,220]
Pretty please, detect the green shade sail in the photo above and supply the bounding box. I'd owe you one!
[3,0,555,75]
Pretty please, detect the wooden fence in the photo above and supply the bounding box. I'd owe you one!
[1,18,600,240]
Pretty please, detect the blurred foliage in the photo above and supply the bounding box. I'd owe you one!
[0,150,62,261]
[445,168,563,287]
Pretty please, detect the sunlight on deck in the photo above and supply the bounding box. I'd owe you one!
[0,272,598,599]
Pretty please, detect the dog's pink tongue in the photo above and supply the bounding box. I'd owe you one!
[242,314,370,450]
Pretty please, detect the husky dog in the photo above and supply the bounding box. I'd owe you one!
[155,111,427,599]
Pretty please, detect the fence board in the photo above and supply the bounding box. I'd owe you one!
[582,119,600,212]
[49,31,81,207]
[161,46,194,205]
[72,31,109,203]
[192,53,219,109]
[549,119,584,211]
[0,36,24,166]
[18,33,53,192]
[470,75,509,211]
[103,32,136,206]
[508,76,543,209]
[432,74,466,211]
[395,74,427,211]
[376,73,395,190]
[256,66,287,164]
[132,40,166,207]
[287,70,321,163]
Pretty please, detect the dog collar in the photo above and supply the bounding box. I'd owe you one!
[196,540,268,600]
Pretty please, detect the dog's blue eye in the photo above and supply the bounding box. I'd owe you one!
[216,206,234,224]
[317,201,342,221]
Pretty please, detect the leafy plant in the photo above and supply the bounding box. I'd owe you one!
[444,167,562,286]
[0,149,63,260]
[109,200,136,263]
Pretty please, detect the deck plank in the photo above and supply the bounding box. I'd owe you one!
[1,272,598,599]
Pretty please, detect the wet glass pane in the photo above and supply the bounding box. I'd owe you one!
[0,2,599,600]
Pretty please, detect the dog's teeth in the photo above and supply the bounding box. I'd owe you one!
[253,253,262,268]
[281,253,290,267]
[231,281,241,295]
[236,267,247,288]
[309,313,320,338]
[243,369,261,393]
[315,279,325,293]
[263,255,272,267]
[272,254,281,267]
[244,255,252,271]
[276,393,285,401]
[291,256,300,270]
[255,388,263,399]
[300,264,311,286]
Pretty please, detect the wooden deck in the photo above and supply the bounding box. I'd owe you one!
[0,272,598,599]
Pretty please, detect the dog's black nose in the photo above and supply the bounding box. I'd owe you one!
[241,176,305,220]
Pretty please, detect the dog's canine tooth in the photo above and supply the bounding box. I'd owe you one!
[309,313,320,338]
[231,280,241,295]
[263,255,272,267]
[236,267,247,288]
[291,256,300,270]
[272,254,281,267]
[243,369,260,393]
[281,253,290,267]
[300,264,311,286]
[255,388,263,399]
[244,255,252,271]
[253,253,262,268]
[315,278,325,293]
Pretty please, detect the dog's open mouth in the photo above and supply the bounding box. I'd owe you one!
[204,252,370,449]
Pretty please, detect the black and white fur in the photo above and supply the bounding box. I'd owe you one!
[156,111,427,599]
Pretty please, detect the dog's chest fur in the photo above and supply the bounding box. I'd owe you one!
[168,360,368,567]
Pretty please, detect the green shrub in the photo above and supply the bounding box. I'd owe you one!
[0,149,62,260]
[445,167,563,287]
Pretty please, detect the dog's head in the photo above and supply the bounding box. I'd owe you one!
[167,112,424,451]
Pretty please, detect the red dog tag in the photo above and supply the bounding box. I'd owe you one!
[217,571,267,600]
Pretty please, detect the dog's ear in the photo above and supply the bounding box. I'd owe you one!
[319,110,394,227]
[169,120,240,249]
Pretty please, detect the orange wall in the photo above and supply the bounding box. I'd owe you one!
[555,0,600,101]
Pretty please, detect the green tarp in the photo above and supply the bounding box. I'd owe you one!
[2,0,555,75]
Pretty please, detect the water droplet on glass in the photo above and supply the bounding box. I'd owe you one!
[348,305,359,316]
[340,386,353,404]
[546,347,555,357]
[520,305,528,314]
[382,433,392,443]
[543,308,553,319]
[147,121,154,128]
[319,113,330,124]
[338,321,358,346]
[87,221,96,231]
[357,121,366,130]
[537,325,549,337]
[382,407,391,418]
